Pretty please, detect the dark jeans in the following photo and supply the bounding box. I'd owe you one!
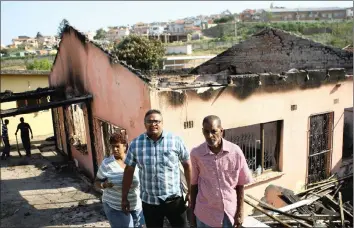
[21,136,31,156]
[142,196,188,228]
[1,138,10,159]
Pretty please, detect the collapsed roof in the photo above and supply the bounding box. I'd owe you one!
[54,25,353,92]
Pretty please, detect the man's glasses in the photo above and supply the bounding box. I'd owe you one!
[145,120,162,125]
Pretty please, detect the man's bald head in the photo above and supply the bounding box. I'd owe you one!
[202,115,222,128]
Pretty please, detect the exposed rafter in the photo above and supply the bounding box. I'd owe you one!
[1,94,93,118]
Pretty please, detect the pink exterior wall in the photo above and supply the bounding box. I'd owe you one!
[150,79,353,215]
[50,29,151,179]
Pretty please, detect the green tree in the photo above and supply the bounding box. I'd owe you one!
[214,16,234,24]
[57,18,69,37]
[26,59,52,70]
[36,32,43,39]
[112,35,165,70]
[94,28,107,40]
[0,48,8,56]
[17,44,26,50]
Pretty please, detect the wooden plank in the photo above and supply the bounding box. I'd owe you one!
[307,174,336,187]
[297,174,353,196]
[244,198,291,228]
[252,214,339,222]
[325,195,353,219]
[338,192,345,228]
[246,194,313,226]
[278,189,332,212]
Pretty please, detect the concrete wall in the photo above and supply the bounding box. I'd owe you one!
[150,78,353,215]
[194,28,353,75]
[50,27,152,178]
[0,73,54,144]
[166,45,192,55]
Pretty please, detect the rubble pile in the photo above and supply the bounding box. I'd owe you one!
[245,174,353,228]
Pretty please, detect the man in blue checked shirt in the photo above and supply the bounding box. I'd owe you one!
[122,109,192,228]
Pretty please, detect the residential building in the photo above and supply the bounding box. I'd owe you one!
[148,25,165,36]
[346,7,353,18]
[12,36,38,49]
[105,27,129,41]
[83,31,96,41]
[262,7,348,21]
[117,27,130,38]
[240,9,257,22]
[0,70,54,145]
[37,36,57,48]
[168,20,185,35]
[48,25,352,218]
[132,22,150,36]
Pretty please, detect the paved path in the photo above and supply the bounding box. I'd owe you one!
[0,140,110,227]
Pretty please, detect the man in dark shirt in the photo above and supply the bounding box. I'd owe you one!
[1,119,10,160]
[15,117,33,157]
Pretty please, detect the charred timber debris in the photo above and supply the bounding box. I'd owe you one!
[246,174,353,228]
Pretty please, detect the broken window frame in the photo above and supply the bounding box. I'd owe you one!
[223,120,282,175]
[98,119,126,158]
[66,104,88,154]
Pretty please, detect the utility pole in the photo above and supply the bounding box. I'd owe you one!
[234,16,238,42]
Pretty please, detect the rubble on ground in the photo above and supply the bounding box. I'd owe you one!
[244,174,353,228]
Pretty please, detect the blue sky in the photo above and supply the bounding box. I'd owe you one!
[1,1,352,45]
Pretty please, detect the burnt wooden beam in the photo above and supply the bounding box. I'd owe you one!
[253,214,339,222]
[86,101,98,181]
[0,95,93,118]
[244,198,291,228]
[297,174,353,196]
[1,88,57,103]
[246,194,313,226]
[325,195,353,219]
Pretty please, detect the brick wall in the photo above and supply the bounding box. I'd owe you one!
[193,28,353,75]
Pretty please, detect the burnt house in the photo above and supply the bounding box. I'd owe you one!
[46,25,352,216]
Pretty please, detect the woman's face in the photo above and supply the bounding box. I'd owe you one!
[111,143,127,160]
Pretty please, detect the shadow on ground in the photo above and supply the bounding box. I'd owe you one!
[0,140,109,227]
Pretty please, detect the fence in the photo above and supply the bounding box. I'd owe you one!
[191,41,238,51]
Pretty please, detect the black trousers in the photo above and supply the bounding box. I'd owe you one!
[1,138,10,158]
[142,196,188,228]
[21,136,31,156]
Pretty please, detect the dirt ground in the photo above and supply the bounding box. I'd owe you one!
[0,140,110,227]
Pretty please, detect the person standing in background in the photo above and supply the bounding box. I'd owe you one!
[1,119,11,160]
[15,117,33,157]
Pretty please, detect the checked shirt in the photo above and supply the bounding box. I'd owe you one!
[125,131,190,205]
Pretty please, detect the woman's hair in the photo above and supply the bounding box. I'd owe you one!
[109,131,128,145]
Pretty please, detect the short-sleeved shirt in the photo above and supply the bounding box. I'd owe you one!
[124,131,190,205]
[190,138,253,227]
[17,122,31,137]
[96,155,141,211]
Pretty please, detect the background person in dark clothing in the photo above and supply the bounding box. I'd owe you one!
[15,117,33,157]
[1,119,11,160]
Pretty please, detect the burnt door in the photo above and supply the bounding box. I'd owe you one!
[307,112,334,184]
